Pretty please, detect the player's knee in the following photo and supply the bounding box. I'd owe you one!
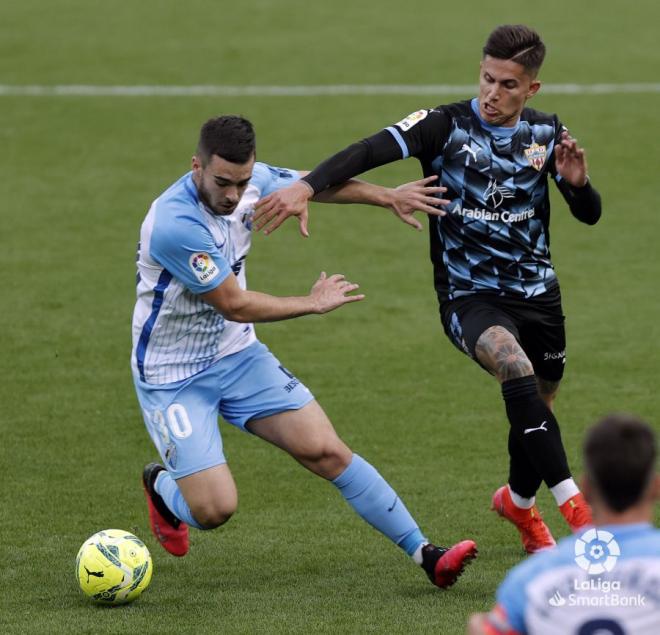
[500,360,534,381]
[191,498,238,530]
[537,377,560,410]
[475,326,534,381]
[297,441,352,479]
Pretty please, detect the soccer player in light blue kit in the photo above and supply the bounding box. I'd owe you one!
[468,414,660,634]
[132,115,477,588]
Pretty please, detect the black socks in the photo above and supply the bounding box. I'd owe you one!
[502,376,571,491]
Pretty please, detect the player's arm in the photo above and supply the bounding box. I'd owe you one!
[150,209,363,322]
[553,129,602,225]
[252,130,403,235]
[201,270,363,323]
[467,605,524,635]
[308,172,449,232]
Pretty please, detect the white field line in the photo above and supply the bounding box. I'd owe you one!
[1,83,660,97]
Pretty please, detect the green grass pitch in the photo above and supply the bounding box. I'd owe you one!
[1,1,659,633]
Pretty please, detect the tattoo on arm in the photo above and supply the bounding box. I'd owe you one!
[475,326,534,382]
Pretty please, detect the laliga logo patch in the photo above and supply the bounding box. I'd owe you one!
[189,252,220,284]
[395,109,429,132]
[574,528,620,574]
[524,143,547,171]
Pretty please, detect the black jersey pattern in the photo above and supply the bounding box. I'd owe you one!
[386,100,563,302]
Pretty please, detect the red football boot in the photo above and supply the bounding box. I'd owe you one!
[142,463,189,557]
[491,485,556,554]
[559,493,593,533]
[421,540,478,589]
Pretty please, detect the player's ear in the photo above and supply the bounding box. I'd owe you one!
[649,474,660,502]
[526,80,541,99]
[192,155,202,173]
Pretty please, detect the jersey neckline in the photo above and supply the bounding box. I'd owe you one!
[470,98,520,137]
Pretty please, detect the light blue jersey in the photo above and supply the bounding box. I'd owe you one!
[132,162,314,478]
[132,162,299,385]
[489,523,660,634]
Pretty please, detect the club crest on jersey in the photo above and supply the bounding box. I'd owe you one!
[395,109,429,132]
[524,143,547,171]
[189,252,220,284]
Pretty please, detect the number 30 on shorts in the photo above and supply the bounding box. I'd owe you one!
[145,403,193,444]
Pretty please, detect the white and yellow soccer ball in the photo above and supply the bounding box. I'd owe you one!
[76,529,152,604]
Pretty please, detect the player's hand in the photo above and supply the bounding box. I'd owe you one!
[386,175,450,231]
[254,181,314,237]
[310,272,365,314]
[555,130,589,187]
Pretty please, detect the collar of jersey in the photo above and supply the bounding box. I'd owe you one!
[471,98,520,137]
[183,171,199,203]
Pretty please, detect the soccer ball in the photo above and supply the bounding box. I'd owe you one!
[76,529,152,604]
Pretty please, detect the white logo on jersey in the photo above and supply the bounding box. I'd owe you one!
[575,528,621,574]
[548,590,566,607]
[395,109,429,132]
[459,143,480,162]
[484,179,516,208]
[189,252,220,284]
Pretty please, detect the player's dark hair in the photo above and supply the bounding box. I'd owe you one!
[197,115,256,165]
[483,25,546,76]
[584,414,657,512]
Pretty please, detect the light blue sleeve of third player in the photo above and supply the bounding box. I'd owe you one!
[150,204,232,295]
[495,557,535,633]
[250,161,300,197]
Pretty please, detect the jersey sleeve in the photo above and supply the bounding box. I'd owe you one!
[548,117,567,183]
[384,107,452,161]
[250,161,300,197]
[481,605,524,635]
[494,561,531,634]
[550,118,602,225]
[150,206,232,295]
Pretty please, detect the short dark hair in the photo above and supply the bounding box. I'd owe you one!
[197,115,256,165]
[483,25,546,76]
[584,414,657,512]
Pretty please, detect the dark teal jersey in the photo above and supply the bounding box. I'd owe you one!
[386,99,565,302]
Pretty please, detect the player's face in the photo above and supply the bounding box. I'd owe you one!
[192,153,255,215]
[478,56,540,127]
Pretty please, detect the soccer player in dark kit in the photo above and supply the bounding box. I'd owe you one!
[253,24,602,553]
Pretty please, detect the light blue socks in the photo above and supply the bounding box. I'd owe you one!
[332,454,426,556]
[155,470,203,529]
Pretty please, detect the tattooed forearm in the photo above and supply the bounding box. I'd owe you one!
[475,326,534,382]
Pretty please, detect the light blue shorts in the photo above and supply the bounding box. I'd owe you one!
[133,341,314,479]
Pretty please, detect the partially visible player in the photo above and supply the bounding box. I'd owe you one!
[133,115,477,589]
[468,413,660,634]
[252,25,602,552]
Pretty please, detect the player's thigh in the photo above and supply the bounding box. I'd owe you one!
[133,367,227,480]
[440,296,532,379]
[519,293,567,389]
[216,341,350,478]
[217,341,316,431]
[247,401,352,479]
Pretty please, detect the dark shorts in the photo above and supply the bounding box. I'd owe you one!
[439,287,566,382]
